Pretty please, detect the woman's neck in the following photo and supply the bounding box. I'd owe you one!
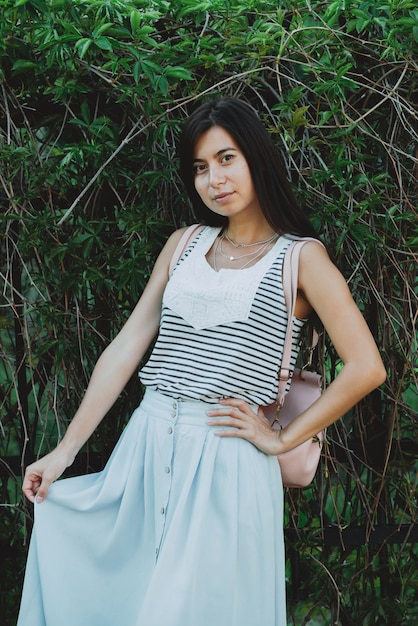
[225,217,278,246]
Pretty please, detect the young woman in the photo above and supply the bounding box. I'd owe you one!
[18,97,386,626]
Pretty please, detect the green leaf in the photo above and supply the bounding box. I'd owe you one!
[11,60,38,74]
[76,38,93,60]
[94,36,113,51]
[155,74,169,96]
[80,101,90,126]
[163,66,193,80]
[130,9,141,33]
[132,60,142,85]
[93,22,114,38]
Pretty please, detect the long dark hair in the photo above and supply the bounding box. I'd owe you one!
[178,97,317,237]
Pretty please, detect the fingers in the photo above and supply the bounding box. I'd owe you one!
[22,478,39,504]
[22,448,71,504]
[22,467,54,504]
[207,398,255,419]
[207,400,260,436]
[207,398,281,456]
[219,397,254,412]
[207,398,265,424]
[33,475,53,504]
[22,471,42,504]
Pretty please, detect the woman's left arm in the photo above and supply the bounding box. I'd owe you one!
[276,241,386,452]
[207,242,386,455]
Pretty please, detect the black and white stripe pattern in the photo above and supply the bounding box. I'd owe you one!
[140,237,305,405]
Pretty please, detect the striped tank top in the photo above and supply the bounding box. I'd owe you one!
[139,226,306,405]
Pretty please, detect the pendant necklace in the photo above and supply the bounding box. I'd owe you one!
[213,231,279,271]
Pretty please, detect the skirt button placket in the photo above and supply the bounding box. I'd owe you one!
[155,399,177,561]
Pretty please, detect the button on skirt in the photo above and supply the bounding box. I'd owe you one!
[18,389,286,626]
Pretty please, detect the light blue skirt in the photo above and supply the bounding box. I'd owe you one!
[18,389,286,625]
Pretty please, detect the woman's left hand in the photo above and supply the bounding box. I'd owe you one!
[207,398,283,456]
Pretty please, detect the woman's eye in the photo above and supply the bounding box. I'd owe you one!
[193,163,207,174]
[221,154,234,163]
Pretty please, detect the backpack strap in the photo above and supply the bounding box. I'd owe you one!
[168,224,205,277]
[277,238,324,405]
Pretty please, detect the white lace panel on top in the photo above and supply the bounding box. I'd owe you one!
[164,227,290,330]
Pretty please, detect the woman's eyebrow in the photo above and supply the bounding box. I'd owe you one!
[193,147,237,163]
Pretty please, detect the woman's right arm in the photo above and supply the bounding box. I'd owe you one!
[22,228,188,503]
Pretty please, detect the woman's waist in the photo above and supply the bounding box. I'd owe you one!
[141,387,258,426]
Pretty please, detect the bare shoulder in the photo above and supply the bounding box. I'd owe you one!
[164,225,193,251]
[298,240,340,282]
[154,226,195,266]
[170,225,193,241]
[165,224,205,253]
[299,239,330,262]
[297,239,354,313]
[148,225,204,283]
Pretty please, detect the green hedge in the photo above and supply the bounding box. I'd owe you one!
[1,0,417,624]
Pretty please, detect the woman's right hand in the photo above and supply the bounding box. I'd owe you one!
[21,229,188,505]
[22,446,74,504]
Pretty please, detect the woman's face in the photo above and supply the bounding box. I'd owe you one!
[192,126,262,220]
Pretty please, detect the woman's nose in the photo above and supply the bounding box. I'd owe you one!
[209,164,226,187]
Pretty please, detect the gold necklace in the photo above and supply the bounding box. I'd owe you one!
[219,233,273,262]
[224,230,278,248]
[213,232,278,271]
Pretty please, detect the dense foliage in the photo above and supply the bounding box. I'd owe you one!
[1,0,417,624]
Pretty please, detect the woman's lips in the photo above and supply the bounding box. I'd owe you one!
[213,192,233,202]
